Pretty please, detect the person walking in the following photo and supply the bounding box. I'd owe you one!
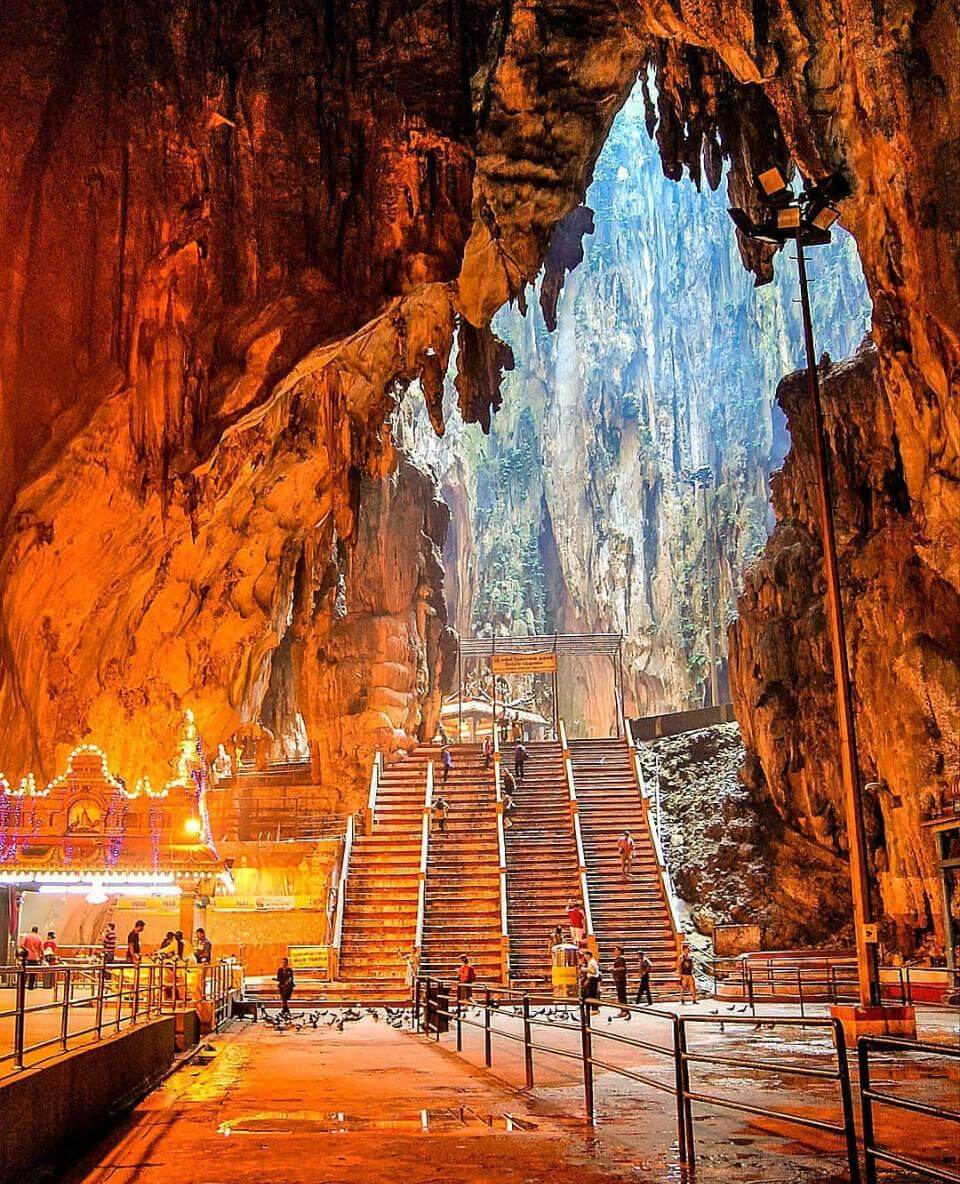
[433,794,450,834]
[513,741,528,784]
[126,919,145,964]
[457,954,477,1002]
[19,926,44,989]
[102,921,118,964]
[501,788,516,828]
[580,951,601,1009]
[610,945,630,1020]
[276,957,295,1016]
[635,949,653,1006]
[567,900,586,945]
[678,944,697,1004]
[441,744,453,785]
[481,735,492,770]
[501,768,517,796]
[617,830,636,880]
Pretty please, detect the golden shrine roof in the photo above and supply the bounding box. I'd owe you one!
[0,743,222,880]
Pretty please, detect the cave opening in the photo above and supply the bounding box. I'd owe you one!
[402,76,872,732]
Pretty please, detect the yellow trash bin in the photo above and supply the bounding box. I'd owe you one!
[551,942,581,999]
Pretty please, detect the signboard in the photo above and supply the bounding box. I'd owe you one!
[288,945,332,975]
[213,895,324,912]
[116,896,180,912]
[491,652,557,675]
[863,923,879,944]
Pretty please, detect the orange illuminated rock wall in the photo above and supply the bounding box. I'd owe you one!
[0,1,956,905]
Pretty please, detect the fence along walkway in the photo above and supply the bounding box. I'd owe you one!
[0,959,239,1076]
[411,976,956,1183]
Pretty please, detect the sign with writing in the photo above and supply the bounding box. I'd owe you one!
[491,652,557,675]
[116,896,180,912]
[214,895,324,912]
[288,945,331,974]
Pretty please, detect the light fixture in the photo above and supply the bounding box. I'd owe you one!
[776,206,802,230]
[755,166,790,201]
[809,203,840,231]
[184,816,203,837]
[85,875,108,905]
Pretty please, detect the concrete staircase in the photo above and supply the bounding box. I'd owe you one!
[419,743,504,984]
[569,736,679,993]
[503,740,582,987]
[332,749,431,1004]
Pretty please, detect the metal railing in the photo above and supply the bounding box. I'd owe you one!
[365,750,383,836]
[859,1036,960,1184]
[412,976,862,1180]
[558,720,595,947]
[0,957,240,1074]
[492,725,510,985]
[711,957,960,1013]
[413,761,434,960]
[331,812,355,965]
[627,732,683,949]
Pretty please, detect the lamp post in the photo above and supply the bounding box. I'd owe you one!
[729,168,882,1009]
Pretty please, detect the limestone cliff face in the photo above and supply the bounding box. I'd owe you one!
[0,1,956,836]
[730,345,960,955]
[406,88,869,724]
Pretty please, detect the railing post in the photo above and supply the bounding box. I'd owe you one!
[858,1039,878,1184]
[116,964,125,1030]
[522,994,534,1089]
[797,967,805,1017]
[456,985,463,1053]
[60,968,71,1051]
[747,972,756,1017]
[13,967,26,1070]
[483,987,492,1068]
[833,1019,862,1184]
[132,963,141,1023]
[671,1015,689,1165]
[579,999,594,1124]
[95,963,106,1037]
[677,1018,696,1173]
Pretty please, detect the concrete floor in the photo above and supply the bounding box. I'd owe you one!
[56,1001,959,1184]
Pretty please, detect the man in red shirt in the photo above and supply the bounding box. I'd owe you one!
[567,900,586,945]
[457,954,477,1001]
[19,926,44,989]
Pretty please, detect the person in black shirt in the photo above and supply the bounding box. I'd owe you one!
[611,945,630,1019]
[277,957,295,1016]
[194,928,213,964]
[635,949,653,1006]
[126,919,145,964]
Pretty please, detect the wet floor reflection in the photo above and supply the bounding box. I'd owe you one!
[219,1105,539,1136]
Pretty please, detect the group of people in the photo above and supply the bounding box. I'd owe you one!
[16,926,59,988]
[101,919,213,967]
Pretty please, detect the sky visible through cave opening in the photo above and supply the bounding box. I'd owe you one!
[403,81,872,724]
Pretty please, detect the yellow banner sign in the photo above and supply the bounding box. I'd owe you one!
[491,652,557,675]
[288,945,331,973]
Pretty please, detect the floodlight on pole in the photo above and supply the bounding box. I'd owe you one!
[728,166,883,1010]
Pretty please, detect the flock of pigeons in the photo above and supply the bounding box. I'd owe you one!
[257,1004,409,1032]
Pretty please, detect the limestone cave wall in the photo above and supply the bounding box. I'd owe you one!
[730,345,960,955]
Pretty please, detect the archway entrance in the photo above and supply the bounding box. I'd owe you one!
[453,633,626,741]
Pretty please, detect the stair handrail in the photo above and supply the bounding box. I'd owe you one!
[414,759,434,956]
[559,720,596,946]
[365,750,383,836]
[492,725,510,984]
[626,733,683,950]
[331,812,355,973]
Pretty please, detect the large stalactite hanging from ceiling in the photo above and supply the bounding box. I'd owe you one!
[0,0,956,927]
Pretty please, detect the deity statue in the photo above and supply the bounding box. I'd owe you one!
[172,708,201,780]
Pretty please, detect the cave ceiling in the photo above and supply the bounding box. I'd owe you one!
[0,0,955,787]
